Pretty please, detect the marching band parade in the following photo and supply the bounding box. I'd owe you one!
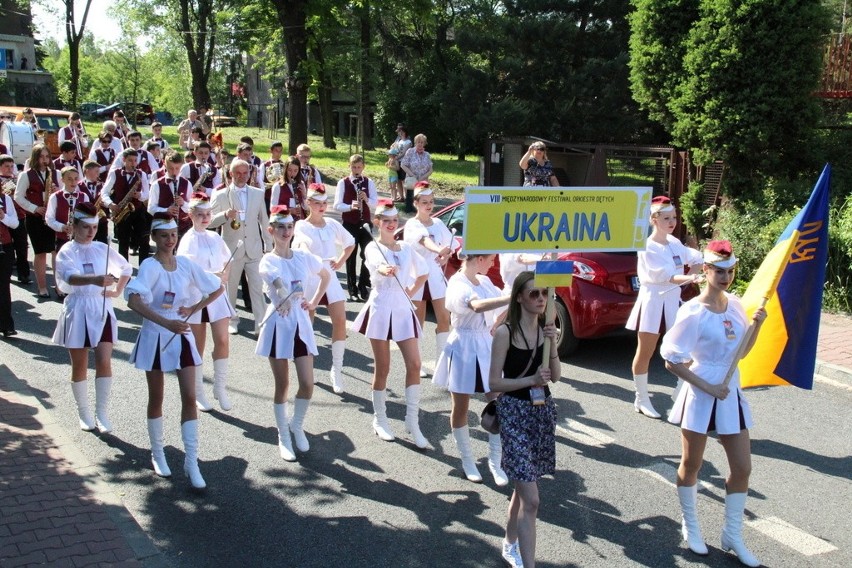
[2,113,806,568]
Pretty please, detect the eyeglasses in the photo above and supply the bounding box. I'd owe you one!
[523,288,547,300]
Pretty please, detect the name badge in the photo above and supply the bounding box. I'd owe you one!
[289,197,296,208]
[82,262,95,275]
[723,320,736,340]
[672,255,683,270]
[290,280,303,297]
[530,386,547,406]
[161,291,176,310]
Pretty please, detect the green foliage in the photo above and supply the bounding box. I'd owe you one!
[715,174,852,313]
[629,0,831,200]
[679,180,706,238]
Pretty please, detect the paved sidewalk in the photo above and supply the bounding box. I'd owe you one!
[0,366,164,568]
[815,312,852,384]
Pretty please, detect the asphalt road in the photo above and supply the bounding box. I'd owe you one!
[2,259,850,568]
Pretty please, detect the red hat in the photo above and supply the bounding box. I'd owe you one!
[307,183,327,201]
[189,192,211,209]
[650,195,675,213]
[375,198,398,218]
[703,240,737,268]
[269,204,294,225]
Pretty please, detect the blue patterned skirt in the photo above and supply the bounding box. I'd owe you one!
[497,395,557,482]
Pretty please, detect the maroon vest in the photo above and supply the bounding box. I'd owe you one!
[51,191,87,238]
[340,176,370,224]
[78,179,101,202]
[0,143,8,156]
[110,169,143,211]
[155,177,192,232]
[188,162,216,191]
[132,149,152,175]
[53,157,82,175]
[275,181,305,220]
[0,196,11,245]
[25,169,52,214]
[94,148,116,182]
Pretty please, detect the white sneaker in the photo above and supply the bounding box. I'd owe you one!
[501,539,524,568]
[228,322,238,335]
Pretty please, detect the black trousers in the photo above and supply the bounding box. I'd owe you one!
[343,221,373,294]
[95,218,109,245]
[0,243,14,331]
[115,208,151,261]
[10,222,30,280]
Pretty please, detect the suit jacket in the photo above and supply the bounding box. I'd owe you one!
[210,184,271,261]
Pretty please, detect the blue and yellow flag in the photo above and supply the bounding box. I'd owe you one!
[738,165,830,389]
[534,260,573,288]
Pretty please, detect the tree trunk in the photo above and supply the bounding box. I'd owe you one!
[358,2,373,151]
[271,0,310,155]
[179,0,214,110]
[68,39,80,108]
[310,42,336,149]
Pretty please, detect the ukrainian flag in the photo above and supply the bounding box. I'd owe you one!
[535,260,574,288]
[738,165,830,389]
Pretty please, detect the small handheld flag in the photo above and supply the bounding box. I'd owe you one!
[534,260,574,289]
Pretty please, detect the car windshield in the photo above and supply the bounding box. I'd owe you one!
[36,116,62,131]
[438,203,465,235]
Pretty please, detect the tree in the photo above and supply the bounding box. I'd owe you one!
[270,0,310,154]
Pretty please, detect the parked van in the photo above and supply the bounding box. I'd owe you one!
[0,106,72,158]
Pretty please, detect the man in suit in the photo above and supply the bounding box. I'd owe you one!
[210,159,271,335]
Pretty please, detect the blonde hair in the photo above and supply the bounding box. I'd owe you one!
[414,133,427,145]
[349,154,365,165]
[296,143,311,154]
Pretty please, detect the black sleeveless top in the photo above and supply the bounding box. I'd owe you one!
[503,326,551,401]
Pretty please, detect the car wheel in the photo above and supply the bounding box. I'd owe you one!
[553,299,579,357]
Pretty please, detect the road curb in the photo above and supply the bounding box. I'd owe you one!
[814,359,852,386]
[0,366,169,568]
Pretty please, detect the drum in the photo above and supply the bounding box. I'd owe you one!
[0,121,35,169]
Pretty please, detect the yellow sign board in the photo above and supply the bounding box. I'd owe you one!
[461,186,652,253]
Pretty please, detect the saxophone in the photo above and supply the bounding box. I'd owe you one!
[192,165,211,193]
[43,168,54,212]
[112,176,142,224]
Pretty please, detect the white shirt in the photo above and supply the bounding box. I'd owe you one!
[100,168,150,206]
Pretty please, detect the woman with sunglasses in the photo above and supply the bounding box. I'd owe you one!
[661,241,765,566]
[352,199,429,448]
[433,253,510,485]
[257,205,330,461]
[292,183,354,394]
[125,213,224,489]
[488,271,561,568]
[52,203,131,433]
[519,142,558,187]
[626,196,703,418]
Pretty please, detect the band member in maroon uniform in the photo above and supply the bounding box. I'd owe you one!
[147,141,164,177]
[147,122,170,151]
[0,170,20,336]
[89,132,117,182]
[46,167,89,259]
[14,144,59,298]
[101,148,151,260]
[269,156,306,220]
[260,141,285,211]
[148,153,192,239]
[113,131,159,176]
[179,142,221,196]
[58,112,89,162]
[53,141,84,179]
[112,110,129,146]
[0,155,30,284]
[333,154,377,301]
[78,161,109,244]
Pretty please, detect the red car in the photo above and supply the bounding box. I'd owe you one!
[404,199,640,356]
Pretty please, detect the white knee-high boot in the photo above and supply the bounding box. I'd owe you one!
[677,484,708,555]
[487,432,509,486]
[435,331,449,361]
[273,403,296,461]
[289,397,310,452]
[405,384,429,449]
[146,417,171,477]
[721,492,760,567]
[329,341,346,394]
[94,377,113,433]
[181,419,206,489]
[212,358,232,411]
[452,426,482,482]
[371,390,395,441]
[71,380,96,431]
[633,373,661,418]
[195,365,213,412]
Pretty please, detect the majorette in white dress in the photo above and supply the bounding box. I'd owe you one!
[351,241,428,341]
[292,218,354,305]
[659,293,753,435]
[403,216,455,301]
[176,228,236,324]
[432,272,502,394]
[255,250,323,359]
[125,256,221,372]
[52,241,132,347]
[626,235,703,333]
